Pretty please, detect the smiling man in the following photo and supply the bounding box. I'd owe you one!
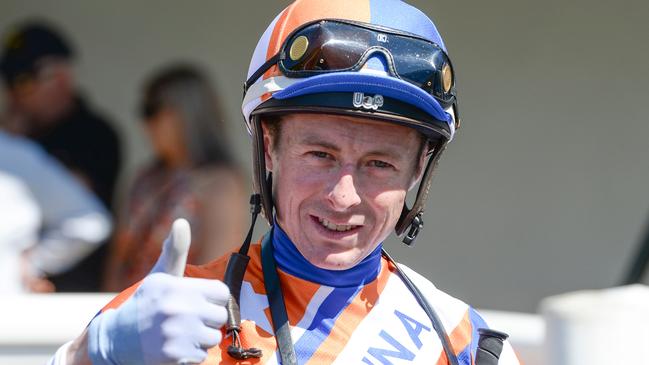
[48,1,520,364]
[269,114,427,271]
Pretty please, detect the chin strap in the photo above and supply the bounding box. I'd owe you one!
[395,138,448,246]
[224,194,263,360]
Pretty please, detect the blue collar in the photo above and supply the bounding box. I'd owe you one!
[271,224,382,287]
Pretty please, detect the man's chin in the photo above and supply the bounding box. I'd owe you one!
[307,250,365,271]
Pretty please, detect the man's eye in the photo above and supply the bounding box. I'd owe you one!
[370,160,393,169]
[309,151,331,159]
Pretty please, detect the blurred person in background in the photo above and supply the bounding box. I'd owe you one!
[103,64,245,291]
[0,130,111,293]
[0,20,121,210]
[0,20,122,291]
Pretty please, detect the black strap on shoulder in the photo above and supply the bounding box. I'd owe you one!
[224,194,263,360]
[382,249,460,365]
[261,230,298,365]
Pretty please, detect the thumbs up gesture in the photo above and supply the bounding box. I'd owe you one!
[149,218,192,276]
[88,219,230,365]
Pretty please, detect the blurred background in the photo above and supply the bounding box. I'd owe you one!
[1,0,648,316]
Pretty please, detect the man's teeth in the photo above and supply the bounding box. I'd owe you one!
[318,218,357,232]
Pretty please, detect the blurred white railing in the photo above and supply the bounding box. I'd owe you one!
[480,310,545,365]
[0,294,114,365]
[0,294,545,365]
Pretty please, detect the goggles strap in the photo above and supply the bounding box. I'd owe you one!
[244,52,281,95]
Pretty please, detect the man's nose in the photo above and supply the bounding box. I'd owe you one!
[327,172,361,211]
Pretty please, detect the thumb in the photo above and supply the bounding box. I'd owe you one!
[150,218,191,276]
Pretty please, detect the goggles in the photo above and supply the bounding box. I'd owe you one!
[245,19,457,110]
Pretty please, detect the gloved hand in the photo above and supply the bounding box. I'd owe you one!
[88,219,229,365]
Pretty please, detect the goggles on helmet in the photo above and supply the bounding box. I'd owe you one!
[245,19,457,111]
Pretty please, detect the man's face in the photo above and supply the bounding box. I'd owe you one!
[8,59,74,125]
[263,113,425,270]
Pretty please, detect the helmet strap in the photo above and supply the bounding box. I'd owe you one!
[252,114,275,221]
[396,138,449,245]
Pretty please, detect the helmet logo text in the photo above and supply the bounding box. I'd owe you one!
[377,33,388,43]
[353,92,384,110]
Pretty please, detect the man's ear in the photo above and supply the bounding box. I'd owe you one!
[261,121,274,171]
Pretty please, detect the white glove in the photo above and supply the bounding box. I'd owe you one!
[87,219,229,365]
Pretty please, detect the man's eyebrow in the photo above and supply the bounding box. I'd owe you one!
[366,148,402,159]
[299,135,404,160]
[362,147,409,164]
[298,135,340,151]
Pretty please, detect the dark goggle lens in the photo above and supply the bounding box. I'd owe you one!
[391,41,453,102]
[280,20,455,107]
[282,22,370,72]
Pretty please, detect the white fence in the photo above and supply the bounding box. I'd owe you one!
[0,294,114,365]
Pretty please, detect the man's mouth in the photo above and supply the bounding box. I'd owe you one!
[317,217,360,232]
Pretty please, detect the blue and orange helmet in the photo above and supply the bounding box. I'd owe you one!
[243,0,459,244]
